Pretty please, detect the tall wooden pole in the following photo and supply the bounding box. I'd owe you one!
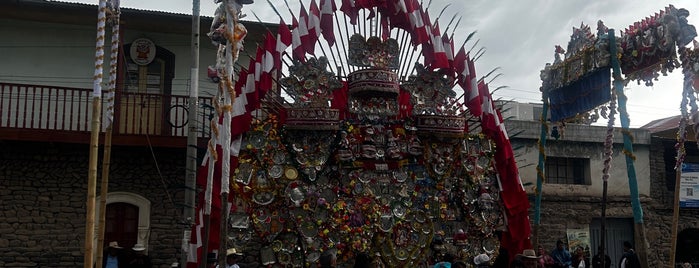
[95,4,120,267]
[85,1,107,267]
[670,169,682,267]
[670,69,694,268]
[533,91,549,247]
[218,1,239,266]
[183,0,201,267]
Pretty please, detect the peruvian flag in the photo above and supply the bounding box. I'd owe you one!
[259,31,276,96]
[409,6,429,45]
[319,0,337,47]
[442,32,454,68]
[299,2,316,55]
[309,0,322,39]
[291,14,306,61]
[427,21,449,69]
[340,0,359,25]
[389,0,417,30]
[275,19,292,70]
[454,45,469,86]
[465,57,480,116]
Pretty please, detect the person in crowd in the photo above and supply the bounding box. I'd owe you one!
[591,246,611,268]
[572,246,587,268]
[319,249,337,268]
[353,252,372,268]
[103,241,125,268]
[127,243,152,268]
[550,240,572,268]
[224,248,243,268]
[516,249,541,268]
[618,241,641,268]
[537,245,555,268]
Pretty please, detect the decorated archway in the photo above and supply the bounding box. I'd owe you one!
[536,5,698,267]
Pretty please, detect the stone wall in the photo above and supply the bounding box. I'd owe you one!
[529,136,699,267]
[0,140,186,267]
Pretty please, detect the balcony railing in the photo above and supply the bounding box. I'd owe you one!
[0,82,214,142]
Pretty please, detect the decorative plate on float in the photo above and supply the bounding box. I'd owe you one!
[391,201,407,218]
[286,182,305,206]
[249,131,266,149]
[273,150,287,165]
[396,248,409,261]
[284,166,298,180]
[268,165,283,179]
[300,221,317,238]
[482,236,499,254]
[255,207,271,222]
[319,188,336,204]
[235,161,254,185]
[393,169,408,183]
[253,191,275,205]
[379,214,394,232]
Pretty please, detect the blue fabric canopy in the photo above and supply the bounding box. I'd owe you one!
[548,67,611,122]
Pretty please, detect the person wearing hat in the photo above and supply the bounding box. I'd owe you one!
[224,248,244,268]
[127,243,152,268]
[516,249,542,268]
[550,240,572,268]
[103,241,125,268]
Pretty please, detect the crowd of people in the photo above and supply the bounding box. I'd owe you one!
[503,239,642,268]
[102,238,682,268]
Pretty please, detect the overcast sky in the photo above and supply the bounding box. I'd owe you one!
[74,0,699,127]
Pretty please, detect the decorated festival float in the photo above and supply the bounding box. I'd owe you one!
[536,5,698,267]
[187,0,531,267]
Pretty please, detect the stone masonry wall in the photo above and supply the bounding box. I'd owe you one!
[0,140,186,268]
[532,137,699,268]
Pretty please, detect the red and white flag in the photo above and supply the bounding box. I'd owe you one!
[442,32,454,67]
[340,0,359,24]
[427,21,449,69]
[319,0,337,47]
[260,31,276,95]
[454,45,468,86]
[465,57,480,116]
[275,19,292,70]
[291,14,306,61]
[409,6,428,45]
[299,2,315,55]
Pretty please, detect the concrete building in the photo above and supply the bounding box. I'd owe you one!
[502,101,698,267]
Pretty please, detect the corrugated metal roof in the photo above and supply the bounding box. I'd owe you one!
[641,115,682,133]
[29,0,205,17]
